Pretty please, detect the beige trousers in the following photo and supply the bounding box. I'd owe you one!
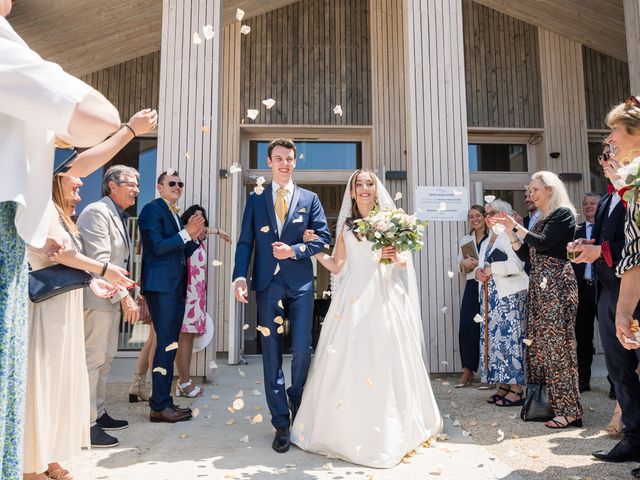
[84,308,120,424]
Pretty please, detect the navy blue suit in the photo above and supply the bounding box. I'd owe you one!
[138,198,199,412]
[233,183,330,428]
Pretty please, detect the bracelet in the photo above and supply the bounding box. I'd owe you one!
[124,123,137,137]
[100,262,109,276]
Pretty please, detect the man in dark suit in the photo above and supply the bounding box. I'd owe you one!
[570,180,640,463]
[522,187,540,230]
[571,192,601,392]
[138,170,205,423]
[233,138,331,453]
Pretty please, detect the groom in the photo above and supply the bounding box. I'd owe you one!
[233,138,330,453]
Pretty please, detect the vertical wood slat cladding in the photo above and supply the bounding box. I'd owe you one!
[370,0,409,206]
[462,0,543,128]
[80,51,161,121]
[158,0,223,377]
[583,46,630,130]
[239,0,372,125]
[539,30,590,205]
[625,0,640,93]
[405,0,469,373]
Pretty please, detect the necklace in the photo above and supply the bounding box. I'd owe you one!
[619,147,640,165]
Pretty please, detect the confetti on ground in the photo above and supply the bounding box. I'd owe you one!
[240,25,251,35]
[235,8,245,21]
[523,338,533,346]
[527,450,539,458]
[192,32,202,44]
[473,314,484,324]
[185,151,191,160]
[322,463,334,470]
[227,407,236,414]
[239,434,249,443]
[429,465,442,475]
[333,105,343,116]
[484,195,495,203]
[462,430,470,437]
[447,271,454,278]
[211,260,223,267]
[235,390,244,398]
[510,413,517,420]
[238,368,247,378]
[202,24,214,40]
[192,408,200,418]
[441,360,448,365]
[250,414,263,424]
[212,394,221,400]
[165,342,178,352]
[225,419,235,426]
[394,192,403,201]
[179,434,189,439]
[152,367,167,376]
[497,429,505,442]
[251,389,261,396]
[452,420,461,427]
[246,109,259,120]
[262,98,276,109]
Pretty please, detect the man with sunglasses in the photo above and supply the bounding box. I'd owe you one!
[137,170,206,423]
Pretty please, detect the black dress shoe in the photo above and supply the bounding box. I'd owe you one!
[150,406,192,423]
[171,403,192,415]
[96,412,129,431]
[272,427,290,453]
[579,383,591,393]
[90,424,119,448]
[289,399,299,424]
[593,440,640,462]
[632,466,640,478]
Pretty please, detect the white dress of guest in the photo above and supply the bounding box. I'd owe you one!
[292,173,442,468]
[23,210,90,473]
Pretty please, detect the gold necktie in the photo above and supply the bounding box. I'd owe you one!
[275,187,288,223]
[168,203,180,214]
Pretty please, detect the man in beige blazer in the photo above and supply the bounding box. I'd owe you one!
[77,165,141,448]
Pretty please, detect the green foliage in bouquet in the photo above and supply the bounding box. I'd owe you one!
[354,206,428,264]
[618,158,640,226]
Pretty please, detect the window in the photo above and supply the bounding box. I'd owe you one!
[249,140,362,170]
[468,143,528,172]
[587,139,609,195]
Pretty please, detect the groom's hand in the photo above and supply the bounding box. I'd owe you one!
[234,279,249,303]
[272,242,295,260]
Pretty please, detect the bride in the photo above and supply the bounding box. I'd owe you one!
[291,169,442,468]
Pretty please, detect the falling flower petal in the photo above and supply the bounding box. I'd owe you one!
[240,25,251,35]
[365,378,373,386]
[523,338,533,346]
[473,314,484,324]
[299,244,306,252]
[192,408,200,418]
[262,98,276,109]
[394,192,403,201]
[447,271,454,278]
[243,324,250,330]
[209,360,218,369]
[254,185,264,195]
[152,367,167,376]
[179,433,189,439]
[277,299,284,309]
[193,32,202,44]
[235,390,244,398]
[165,342,178,352]
[201,125,210,133]
[225,419,235,426]
[211,260,223,267]
[260,225,270,233]
[333,105,343,116]
[484,195,496,203]
[202,24,214,40]
[441,306,448,314]
[510,412,517,420]
[212,394,221,400]
[540,277,548,289]
[277,325,284,334]
[497,429,505,442]
[235,8,245,21]
[274,316,284,325]
[299,153,304,160]
[258,326,271,337]
[238,368,247,378]
[229,163,242,174]
[233,398,244,410]
[166,168,176,176]
[246,109,259,120]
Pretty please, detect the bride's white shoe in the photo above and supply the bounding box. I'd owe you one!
[175,379,203,398]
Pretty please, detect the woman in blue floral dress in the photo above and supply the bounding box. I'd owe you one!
[475,200,529,407]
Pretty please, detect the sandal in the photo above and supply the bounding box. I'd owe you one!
[495,389,526,407]
[544,416,583,429]
[487,386,510,404]
[606,404,623,436]
[46,468,73,480]
[175,379,203,398]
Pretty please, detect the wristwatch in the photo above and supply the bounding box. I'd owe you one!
[512,225,519,233]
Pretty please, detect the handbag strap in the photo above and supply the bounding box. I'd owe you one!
[54,205,83,253]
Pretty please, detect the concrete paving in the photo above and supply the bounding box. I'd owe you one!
[66,357,525,480]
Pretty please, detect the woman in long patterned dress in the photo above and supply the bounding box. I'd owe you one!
[495,171,582,429]
[23,175,132,480]
[174,205,231,398]
[476,200,529,407]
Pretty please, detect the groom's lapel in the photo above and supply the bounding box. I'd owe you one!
[263,183,279,234]
[281,185,301,234]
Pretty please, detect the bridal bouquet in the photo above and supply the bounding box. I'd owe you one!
[618,157,640,225]
[354,207,428,264]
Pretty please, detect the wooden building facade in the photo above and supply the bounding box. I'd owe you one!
[10,0,639,374]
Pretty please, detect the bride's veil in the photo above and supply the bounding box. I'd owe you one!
[330,171,428,363]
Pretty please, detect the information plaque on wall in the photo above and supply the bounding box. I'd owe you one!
[414,186,469,221]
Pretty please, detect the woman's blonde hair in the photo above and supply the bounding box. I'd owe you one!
[605,98,640,135]
[51,175,79,235]
[530,171,577,219]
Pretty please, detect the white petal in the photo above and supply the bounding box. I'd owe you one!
[232,398,245,410]
[202,24,214,40]
[235,8,245,21]
[260,225,270,233]
[240,25,251,35]
[238,368,247,378]
[192,408,200,418]
[166,168,176,176]
[256,176,266,185]
[239,434,249,443]
[192,32,202,44]
[441,306,448,314]
[229,164,242,174]
[262,98,276,109]
[333,105,343,116]
[165,342,178,352]
[277,300,284,309]
[484,195,496,203]
[209,360,218,369]
[211,260,223,267]
[473,314,483,324]
[243,324,250,330]
[152,367,167,375]
[497,429,505,442]
[447,271,455,278]
[394,192,403,201]
[523,338,533,346]
[246,109,259,120]
[250,413,263,424]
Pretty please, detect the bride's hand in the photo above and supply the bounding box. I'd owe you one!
[303,229,319,243]
[381,246,398,262]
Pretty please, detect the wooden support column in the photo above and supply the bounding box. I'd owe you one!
[157,0,223,379]
[538,30,590,204]
[625,0,640,93]
[404,0,469,373]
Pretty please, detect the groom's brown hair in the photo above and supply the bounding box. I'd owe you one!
[267,138,296,159]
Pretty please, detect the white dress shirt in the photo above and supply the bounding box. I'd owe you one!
[0,17,91,247]
[161,198,191,244]
[608,192,621,216]
[584,222,593,280]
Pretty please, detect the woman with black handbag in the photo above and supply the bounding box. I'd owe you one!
[23,174,133,480]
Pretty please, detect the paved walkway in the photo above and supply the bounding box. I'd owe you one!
[66,358,525,480]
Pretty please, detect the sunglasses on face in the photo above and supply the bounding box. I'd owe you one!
[167,181,184,188]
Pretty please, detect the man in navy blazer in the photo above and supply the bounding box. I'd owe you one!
[138,170,205,423]
[233,138,331,453]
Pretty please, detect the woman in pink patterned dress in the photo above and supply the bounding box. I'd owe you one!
[175,205,231,397]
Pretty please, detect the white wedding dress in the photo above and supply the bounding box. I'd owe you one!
[291,227,443,468]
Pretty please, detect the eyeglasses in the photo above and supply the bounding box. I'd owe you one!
[485,211,498,217]
[119,181,139,188]
[167,181,184,188]
[625,96,640,109]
